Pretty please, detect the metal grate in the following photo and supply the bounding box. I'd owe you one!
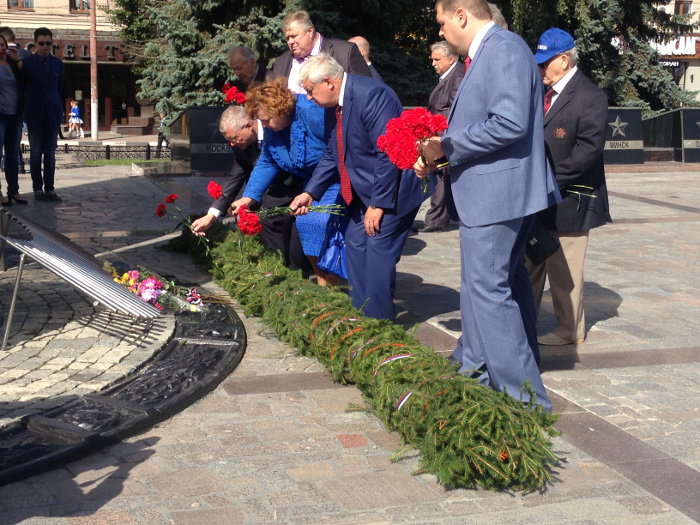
[0,209,160,350]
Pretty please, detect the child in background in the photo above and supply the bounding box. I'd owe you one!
[68,101,84,138]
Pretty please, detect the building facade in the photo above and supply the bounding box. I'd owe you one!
[2,0,138,131]
[655,1,700,103]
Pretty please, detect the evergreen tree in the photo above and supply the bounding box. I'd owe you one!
[503,0,698,112]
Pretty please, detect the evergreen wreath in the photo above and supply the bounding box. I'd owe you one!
[172,226,560,491]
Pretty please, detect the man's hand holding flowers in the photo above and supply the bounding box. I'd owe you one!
[414,137,445,177]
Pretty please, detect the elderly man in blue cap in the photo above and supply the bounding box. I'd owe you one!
[528,28,612,346]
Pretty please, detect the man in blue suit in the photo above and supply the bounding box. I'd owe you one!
[23,27,64,202]
[291,53,426,321]
[415,0,559,411]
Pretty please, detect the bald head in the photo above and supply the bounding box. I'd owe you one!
[349,36,371,64]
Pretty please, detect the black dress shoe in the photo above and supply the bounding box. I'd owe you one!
[446,355,461,369]
[45,190,63,202]
[34,190,49,202]
[418,225,443,233]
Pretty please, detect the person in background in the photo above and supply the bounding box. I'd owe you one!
[0,26,28,176]
[22,27,64,202]
[155,111,169,158]
[528,28,611,346]
[0,32,30,206]
[272,10,371,94]
[228,45,278,92]
[68,100,84,138]
[348,36,383,82]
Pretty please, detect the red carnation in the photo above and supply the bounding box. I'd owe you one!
[224,86,246,105]
[165,194,178,203]
[221,82,231,94]
[156,203,167,217]
[237,205,263,236]
[377,108,448,170]
[207,181,223,200]
[234,92,247,105]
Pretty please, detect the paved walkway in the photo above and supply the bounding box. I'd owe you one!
[0,154,698,524]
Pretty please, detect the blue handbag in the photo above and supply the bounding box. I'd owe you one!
[317,219,348,280]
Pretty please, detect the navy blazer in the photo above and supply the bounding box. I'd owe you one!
[272,36,372,79]
[304,74,425,217]
[538,69,611,232]
[22,53,64,128]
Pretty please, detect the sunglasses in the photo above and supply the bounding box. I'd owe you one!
[37,41,53,47]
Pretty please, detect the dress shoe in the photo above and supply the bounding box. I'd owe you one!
[537,332,584,346]
[446,355,461,370]
[417,225,443,233]
[19,166,26,174]
[34,190,49,202]
[1,194,11,207]
[8,194,28,205]
[45,190,63,202]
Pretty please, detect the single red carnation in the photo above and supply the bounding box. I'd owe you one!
[165,194,178,203]
[207,181,223,200]
[238,205,263,236]
[156,203,167,217]
[234,92,247,105]
[221,82,231,94]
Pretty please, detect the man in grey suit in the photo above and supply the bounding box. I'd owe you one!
[415,0,559,411]
[416,40,464,233]
[272,11,371,93]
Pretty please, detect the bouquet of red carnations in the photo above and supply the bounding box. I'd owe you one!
[377,107,448,192]
[221,83,246,105]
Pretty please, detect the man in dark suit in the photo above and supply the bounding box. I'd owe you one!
[348,36,383,82]
[415,0,559,411]
[22,27,64,202]
[191,106,261,235]
[291,53,426,321]
[528,28,611,346]
[416,40,464,233]
[228,46,278,92]
[272,10,371,93]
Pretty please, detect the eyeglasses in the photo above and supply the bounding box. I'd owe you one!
[37,41,53,47]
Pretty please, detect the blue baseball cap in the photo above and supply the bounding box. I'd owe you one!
[533,28,575,64]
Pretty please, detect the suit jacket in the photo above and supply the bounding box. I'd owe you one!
[212,142,260,215]
[538,69,611,232]
[369,64,383,83]
[428,62,464,117]
[442,25,559,227]
[233,65,278,92]
[272,36,372,79]
[22,53,64,128]
[304,74,425,217]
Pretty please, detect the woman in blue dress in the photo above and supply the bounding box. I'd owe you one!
[231,78,341,286]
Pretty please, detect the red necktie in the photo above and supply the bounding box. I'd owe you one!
[464,56,472,74]
[335,106,353,205]
[543,88,555,115]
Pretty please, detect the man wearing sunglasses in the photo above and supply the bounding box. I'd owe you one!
[22,27,64,202]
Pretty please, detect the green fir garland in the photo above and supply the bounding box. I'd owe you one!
[174,226,560,491]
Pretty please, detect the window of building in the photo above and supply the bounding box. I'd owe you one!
[675,1,693,15]
[71,0,90,11]
[8,0,35,8]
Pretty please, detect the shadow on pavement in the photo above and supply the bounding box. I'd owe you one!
[0,438,158,524]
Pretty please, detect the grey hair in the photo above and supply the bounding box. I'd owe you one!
[298,53,344,85]
[282,10,314,32]
[228,45,256,61]
[488,3,508,30]
[430,41,458,59]
[219,105,252,132]
[563,46,579,67]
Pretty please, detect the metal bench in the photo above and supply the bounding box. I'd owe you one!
[0,208,160,351]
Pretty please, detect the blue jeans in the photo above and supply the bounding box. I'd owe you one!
[0,112,22,196]
[27,115,59,192]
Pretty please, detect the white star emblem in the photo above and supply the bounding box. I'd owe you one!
[608,116,629,138]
